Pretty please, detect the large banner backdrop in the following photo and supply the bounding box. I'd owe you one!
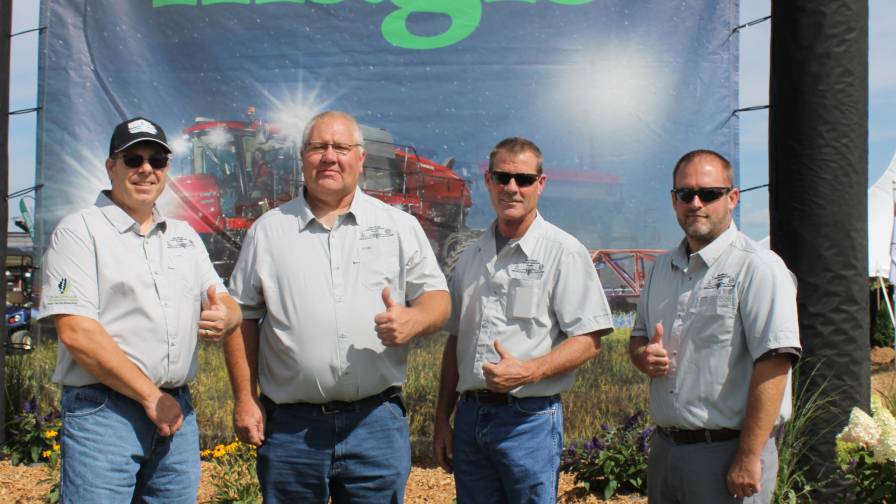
[36,0,738,280]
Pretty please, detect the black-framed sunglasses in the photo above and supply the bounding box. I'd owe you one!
[671,187,733,203]
[488,170,541,188]
[118,153,170,169]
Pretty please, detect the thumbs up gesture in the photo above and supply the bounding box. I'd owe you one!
[638,323,669,378]
[374,286,416,347]
[199,286,228,341]
[481,340,534,392]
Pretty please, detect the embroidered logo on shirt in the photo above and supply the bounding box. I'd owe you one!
[360,226,395,240]
[167,236,195,249]
[510,260,545,280]
[46,277,79,305]
[703,273,736,291]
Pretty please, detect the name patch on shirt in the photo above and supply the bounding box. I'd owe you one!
[360,226,395,240]
[45,277,79,305]
[167,236,195,249]
[509,259,545,280]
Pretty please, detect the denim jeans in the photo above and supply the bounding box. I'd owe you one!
[452,394,563,504]
[59,384,200,504]
[257,394,412,503]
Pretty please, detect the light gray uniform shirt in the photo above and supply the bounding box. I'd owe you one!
[39,192,224,388]
[446,213,614,397]
[632,224,800,430]
[228,188,447,404]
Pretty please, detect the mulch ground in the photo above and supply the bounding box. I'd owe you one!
[0,459,645,503]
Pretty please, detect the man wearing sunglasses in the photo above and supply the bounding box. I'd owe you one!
[629,150,800,503]
[38,117,242,502]
[225,110,449,502]
[433,137,614,503]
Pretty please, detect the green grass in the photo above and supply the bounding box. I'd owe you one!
[6,331,647,452]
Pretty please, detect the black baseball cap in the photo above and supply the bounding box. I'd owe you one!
[109,117,172,156]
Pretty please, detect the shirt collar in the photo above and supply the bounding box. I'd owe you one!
[671,222,738,270]
[295,186,364,230]
[486,211,545,258]
[95,191,166,234]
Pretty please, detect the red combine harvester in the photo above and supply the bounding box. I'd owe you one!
[167,108,475,279]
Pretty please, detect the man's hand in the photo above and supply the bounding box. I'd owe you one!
[481,340,536,392]
[233,396,266,446]
[726,451,761,499]
[375,286,417,347]
[634,323,669,378]
[433,419,454,473]
[143,391,184,437]
[199,287,230,341]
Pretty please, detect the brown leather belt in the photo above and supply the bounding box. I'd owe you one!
[657,426,740,444]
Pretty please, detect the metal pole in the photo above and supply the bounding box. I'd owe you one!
[0,0,14,445]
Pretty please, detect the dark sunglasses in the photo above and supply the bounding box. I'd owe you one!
[489,170,541,187]
[118,153,170,169]
[671,187,732,203]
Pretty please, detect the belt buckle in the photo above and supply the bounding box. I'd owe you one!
[704,430,713,443]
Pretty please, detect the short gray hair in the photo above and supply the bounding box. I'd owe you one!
[301,110,364,149]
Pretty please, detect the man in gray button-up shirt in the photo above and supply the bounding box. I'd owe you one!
[629,150,800,503]
[39,117,242,503]
[433,137,614,503]
[225,110,450,502]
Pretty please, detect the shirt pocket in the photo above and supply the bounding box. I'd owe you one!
[691,288,736,345]
[358,238,402,292]
[507,278,544,320]
[168,250,200,301]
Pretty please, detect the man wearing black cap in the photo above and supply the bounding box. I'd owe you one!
[38,117,242,502]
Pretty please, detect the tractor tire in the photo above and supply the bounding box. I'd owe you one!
[440,229,484,280]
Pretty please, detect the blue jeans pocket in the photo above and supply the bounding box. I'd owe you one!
[62,386,109,418]
[385,396,408,421]
[512,396,556,416]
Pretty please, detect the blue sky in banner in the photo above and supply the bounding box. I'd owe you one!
[7,1,896,246]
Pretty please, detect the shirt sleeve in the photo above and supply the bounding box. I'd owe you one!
[631,261,655,339]
[739,250,801,359]
[228,222,267,319]
[401,216,448,302]
[188,227,226,304]
[552,244,614,337]
[38,217,100,321]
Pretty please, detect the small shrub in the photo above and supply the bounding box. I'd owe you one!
[835,395,896,503]
[560,411,651,500]
[871,302,894,348]
[2,397,61,466]
[201,440,261,503]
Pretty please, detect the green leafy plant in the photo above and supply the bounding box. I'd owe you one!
[560,411,650,500]
[201,440,261,504]
[772,363,838,503]
[2,397,61,466]
[835,395,896,503]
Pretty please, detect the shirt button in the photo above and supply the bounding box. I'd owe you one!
[335,295,344,302]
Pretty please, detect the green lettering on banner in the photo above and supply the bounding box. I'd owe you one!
[382,0,481,50]
[151,0,594,50]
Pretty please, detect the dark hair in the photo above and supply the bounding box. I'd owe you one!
[489,137,544,175]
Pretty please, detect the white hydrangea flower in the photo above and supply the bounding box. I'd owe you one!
[871,396,896,462]
[837,407,881,447]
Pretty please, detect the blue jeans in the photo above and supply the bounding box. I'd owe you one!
[452,394,563,504]
[257,393,411,503]
[59,384,200,504]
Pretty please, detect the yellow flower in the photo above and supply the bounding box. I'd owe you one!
[53,443,60,452]
[43,429,59,439]
[42,450,52,459]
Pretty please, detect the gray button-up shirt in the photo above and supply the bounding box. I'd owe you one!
[632,224,800,430]
[446,214,614,397]
[228,189,447,404]
[39,192,224,388]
